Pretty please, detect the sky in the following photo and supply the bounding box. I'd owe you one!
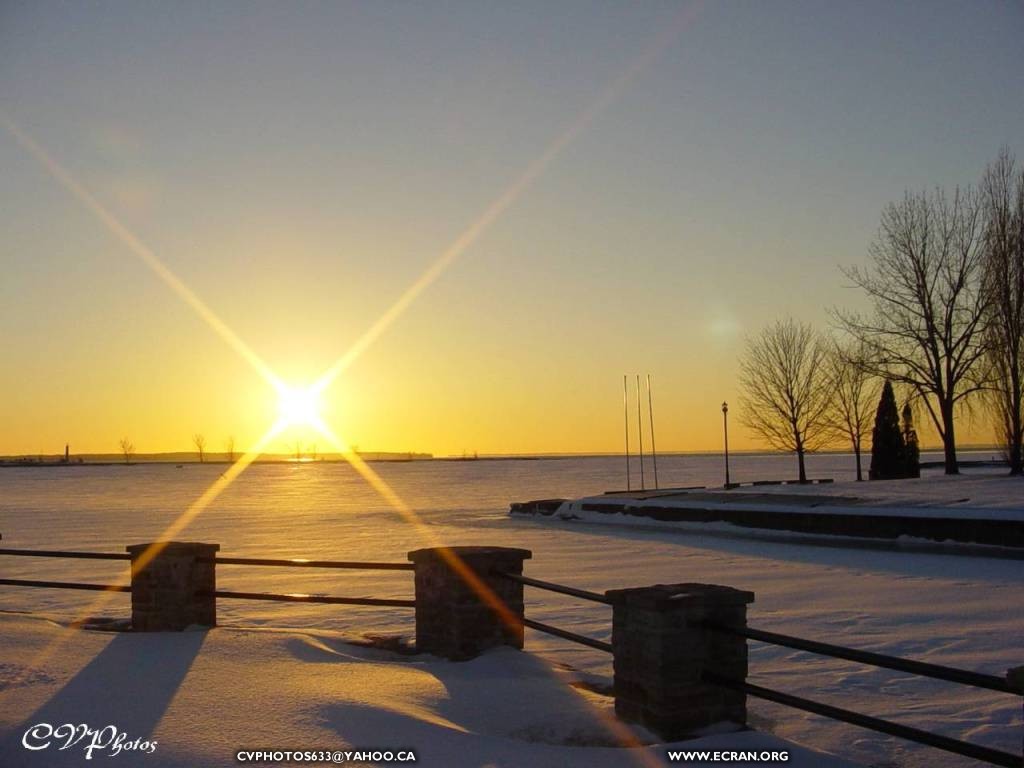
[1,1,1022,456]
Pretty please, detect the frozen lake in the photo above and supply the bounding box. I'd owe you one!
[1,452,1021,767]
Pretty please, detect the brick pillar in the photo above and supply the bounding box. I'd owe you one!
[408,546,531,660]
[606,583,754,740]
[127,542,220,631]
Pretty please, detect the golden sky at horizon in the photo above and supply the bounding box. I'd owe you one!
[1,3,1016,457]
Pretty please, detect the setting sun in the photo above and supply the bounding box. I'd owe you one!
[277,385,322,428]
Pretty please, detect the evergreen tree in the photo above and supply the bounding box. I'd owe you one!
[869,381,905,480]
[902,403,920,478]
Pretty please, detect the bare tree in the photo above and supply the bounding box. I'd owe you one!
[826,340,879,481]
[225,435,236,463]
[193,433,206,463]
[835,186,989,474]
[293,440,302,461]
[118,437,135,465]
[739,318,833,482]
[980,148,1024,475]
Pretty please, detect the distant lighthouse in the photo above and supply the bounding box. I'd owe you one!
[64,444,69,463]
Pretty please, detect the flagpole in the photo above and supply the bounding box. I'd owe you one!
[623,375,631,491]
[636,374,645,490]
[647,373,658,490]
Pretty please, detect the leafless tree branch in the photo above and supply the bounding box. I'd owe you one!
[980,148,1024,474]
[739,318,833,482]
[832,186,990,473]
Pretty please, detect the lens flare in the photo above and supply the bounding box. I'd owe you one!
[2,7,699,759]
[277,385,322,427]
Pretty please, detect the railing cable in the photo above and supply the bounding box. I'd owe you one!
[705,622,1014,694]
[705,672,1020,768]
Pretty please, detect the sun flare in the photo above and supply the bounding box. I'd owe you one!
[277,385,322,428]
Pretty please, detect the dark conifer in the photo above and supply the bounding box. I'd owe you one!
[869,381,905,480]
[902,403,920,478]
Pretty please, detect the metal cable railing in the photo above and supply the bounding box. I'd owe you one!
[706,621,1013,694]
[522,617,612,653]
[0,577,130,592]
[496,571,610,604]
[496,571,612,652]
[700,620,1021,767]
[208,556,413,571]
[705,671,1020,768]
[0,547,414,608]
[0,547,130,560]
[200,590,414,608]
[3,546,1019,767]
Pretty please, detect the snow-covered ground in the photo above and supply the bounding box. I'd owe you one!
[571,472,1024,520]
[719,472,1024,510]
[0,460,1021,767]
[0,613,861,767]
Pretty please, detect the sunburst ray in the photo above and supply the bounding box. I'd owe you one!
[0,115,285,395]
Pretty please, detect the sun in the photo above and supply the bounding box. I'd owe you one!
[277,385,322,428]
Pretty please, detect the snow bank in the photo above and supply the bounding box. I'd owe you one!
[518,473,1024,549]
[568,473,1024,522]
[726,472,1024,510]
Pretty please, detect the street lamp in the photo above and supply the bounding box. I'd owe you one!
[722,401,731,488]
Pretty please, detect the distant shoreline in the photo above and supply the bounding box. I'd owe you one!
[0,447,1005,468]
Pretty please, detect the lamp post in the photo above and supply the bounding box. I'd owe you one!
[722,401,731,488]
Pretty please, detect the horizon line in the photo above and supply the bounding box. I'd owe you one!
[0,445,1006,462]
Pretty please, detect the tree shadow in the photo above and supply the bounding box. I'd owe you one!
[1,630,206,766]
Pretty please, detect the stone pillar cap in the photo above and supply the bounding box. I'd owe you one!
[126,541,221,555]
[408,546,532,563]
[605,582,754,608]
